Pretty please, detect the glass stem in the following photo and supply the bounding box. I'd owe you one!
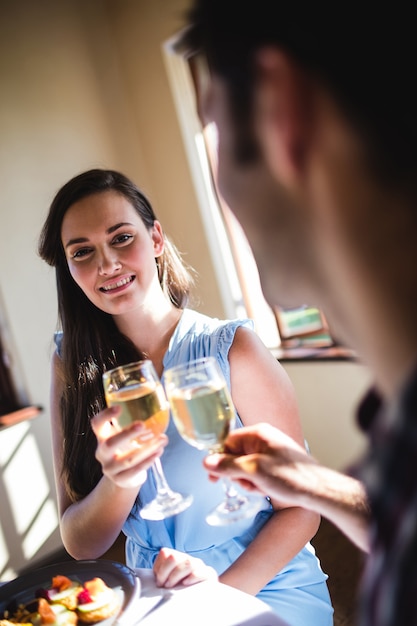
[222,477,247,511]
[151,457,174,499]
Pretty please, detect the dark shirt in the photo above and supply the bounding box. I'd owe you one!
[355,365,417,625]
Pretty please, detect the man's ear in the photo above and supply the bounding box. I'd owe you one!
[253,47,313,186]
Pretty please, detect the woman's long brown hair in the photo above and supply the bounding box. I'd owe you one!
[38,169,194,502]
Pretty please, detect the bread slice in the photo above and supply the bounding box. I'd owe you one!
[48,581,83,611]
[76,578,121,624]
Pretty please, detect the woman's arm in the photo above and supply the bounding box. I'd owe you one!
[50,351,167,559]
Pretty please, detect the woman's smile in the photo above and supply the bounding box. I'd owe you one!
[99,275,136,293]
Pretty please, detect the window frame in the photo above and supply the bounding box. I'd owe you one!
[163,33,281,348]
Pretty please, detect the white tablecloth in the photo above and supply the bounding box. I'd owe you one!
[130,568,289,626]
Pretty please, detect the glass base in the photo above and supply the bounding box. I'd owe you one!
[205,493,264,526]
[140,491,193,521]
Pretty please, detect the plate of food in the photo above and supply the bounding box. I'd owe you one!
[0,559,141,626]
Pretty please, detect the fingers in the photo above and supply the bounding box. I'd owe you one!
[204,451,255,475]
[91,407,168,489]
[222,423,303,456]
[101,433,166,471]
[204,452,262,492]
[153,548,218,588]
[180,568,218,586]
[204,441,317,507]
[90,406,121,442]
[153,547,187,587]
[219,423,274,455]
[100,436,167,489]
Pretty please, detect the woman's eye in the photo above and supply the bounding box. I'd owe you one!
[113,233,133,245]
[72,247,92,259]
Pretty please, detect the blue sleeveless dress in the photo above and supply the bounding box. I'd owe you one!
[122,309,334,625]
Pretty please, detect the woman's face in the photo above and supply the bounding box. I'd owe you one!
[61,190,164,316]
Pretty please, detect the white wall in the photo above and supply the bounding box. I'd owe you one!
[283,361,371,471]
[0,0,372,578]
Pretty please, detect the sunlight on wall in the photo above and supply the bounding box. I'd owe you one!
[0,421,29,465]
[0,524,8,573]
[4,433,50,534]
[0,421,59,578]
[22,499,58,560]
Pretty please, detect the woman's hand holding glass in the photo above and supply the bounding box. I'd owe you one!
[101,360,193,519]
[91,405,168,490]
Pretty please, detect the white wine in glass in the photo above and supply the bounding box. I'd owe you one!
[164,356,263,525]
[102,360,193,520]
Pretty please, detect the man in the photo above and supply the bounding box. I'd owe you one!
[179,3,417,625]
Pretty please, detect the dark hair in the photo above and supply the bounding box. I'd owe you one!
[183,1,417,190]
[39,168,194,501]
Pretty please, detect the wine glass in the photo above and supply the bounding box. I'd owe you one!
[102,360,193,520]
[163,356,263,526]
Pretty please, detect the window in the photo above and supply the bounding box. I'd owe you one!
[163,32,334,354]
[163,34,282,348]
[0,293,22,416]
[0,289,40,424]
[0,332,20,415]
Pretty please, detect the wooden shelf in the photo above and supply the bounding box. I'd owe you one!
[271,345,356,362]
[0,405,42,429]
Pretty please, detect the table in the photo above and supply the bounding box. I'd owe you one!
[132,568,289,626]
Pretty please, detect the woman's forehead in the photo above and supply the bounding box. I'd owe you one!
[61,191,140,239]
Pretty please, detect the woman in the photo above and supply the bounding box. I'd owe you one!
[39,168,333,625]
